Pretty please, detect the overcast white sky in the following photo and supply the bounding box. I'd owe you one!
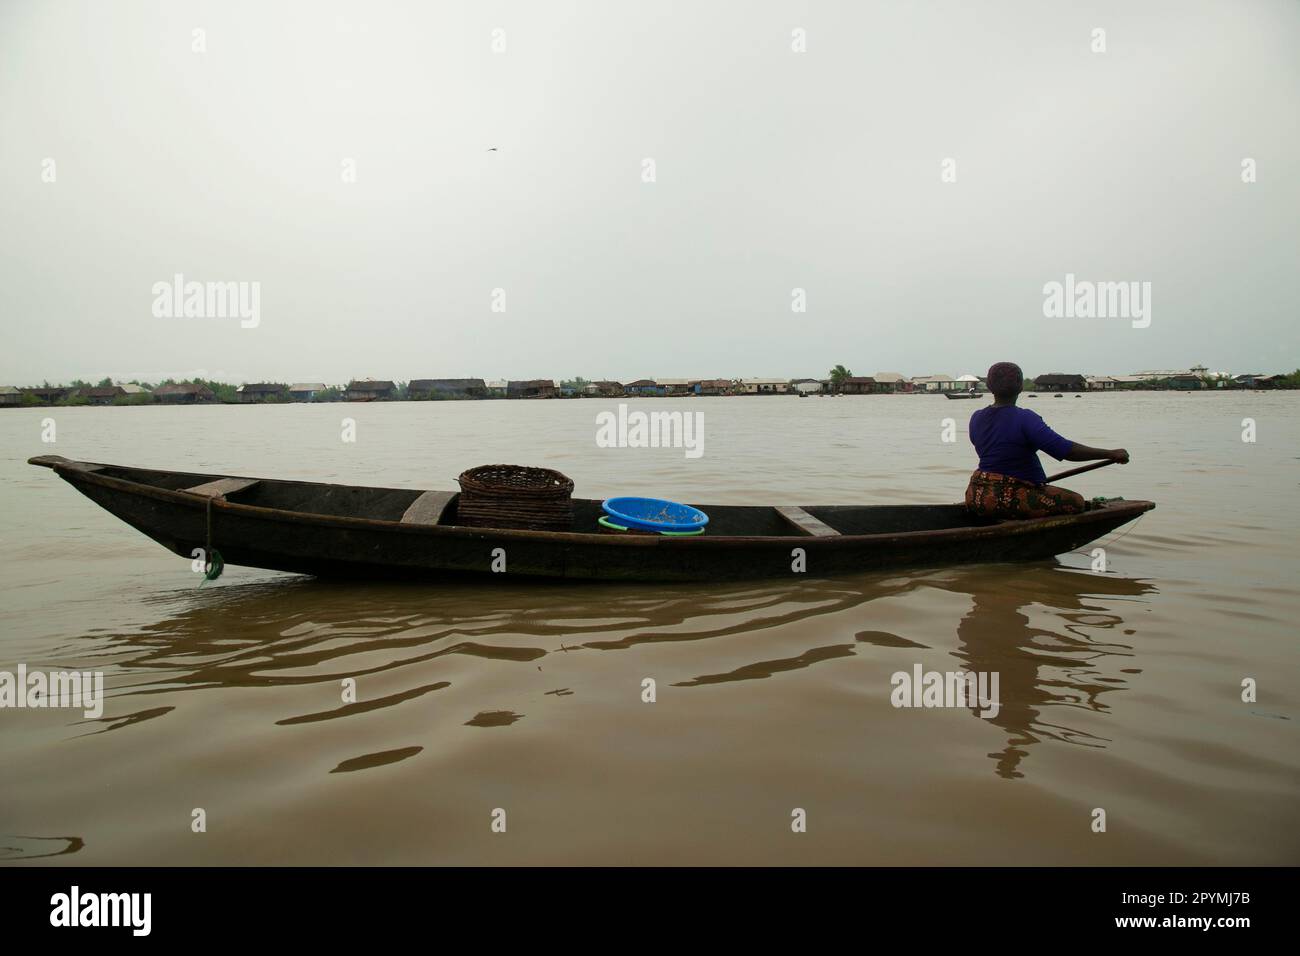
[2,0,1297,385]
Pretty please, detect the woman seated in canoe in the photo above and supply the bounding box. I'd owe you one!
[966,362,1129,519]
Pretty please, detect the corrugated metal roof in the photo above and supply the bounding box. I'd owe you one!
[154,383,214,395]
[346,380,395,391]
[237,383,288,393]
[409,378,486,390]
[1034,373,1086,386]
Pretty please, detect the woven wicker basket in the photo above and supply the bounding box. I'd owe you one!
[456,464,575,530]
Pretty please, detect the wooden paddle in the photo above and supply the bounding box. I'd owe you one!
[1045,459,1117,483]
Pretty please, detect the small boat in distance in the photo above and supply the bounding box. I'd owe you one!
[28,456,1154,583]
[943,390,985,400]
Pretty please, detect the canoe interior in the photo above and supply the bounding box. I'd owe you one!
[30,457,1155,581]
[87,463,993,536]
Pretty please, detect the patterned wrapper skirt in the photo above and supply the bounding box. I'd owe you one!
[964,470,1086,520]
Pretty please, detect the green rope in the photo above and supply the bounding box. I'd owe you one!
[200,496,224,583]
[597,515,705,536]
[203,549,225,582]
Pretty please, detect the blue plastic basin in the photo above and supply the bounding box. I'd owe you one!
[601,497,709,533]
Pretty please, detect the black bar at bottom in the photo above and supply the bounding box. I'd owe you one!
[0,866,1286,940]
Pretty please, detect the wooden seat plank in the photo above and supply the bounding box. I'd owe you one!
[775,505,841,537]
[400,490,456,525]
[185,477,259,498]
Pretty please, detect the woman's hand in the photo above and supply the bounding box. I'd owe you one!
[1109,448,1130,464]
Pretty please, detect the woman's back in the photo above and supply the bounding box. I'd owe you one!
[968,405,1073,485]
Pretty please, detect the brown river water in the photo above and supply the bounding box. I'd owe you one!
[1,394,1296,865]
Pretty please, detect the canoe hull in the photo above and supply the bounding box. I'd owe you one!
[36,458,1156,583]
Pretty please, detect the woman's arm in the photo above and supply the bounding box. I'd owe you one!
[1022,414,1129,464]
[1064,443,1129,464]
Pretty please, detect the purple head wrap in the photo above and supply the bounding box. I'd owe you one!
[987,362,1024,398]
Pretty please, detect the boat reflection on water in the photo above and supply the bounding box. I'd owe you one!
[84,562,1154,782]
[0,835,84,862]
[948,569,1154,779]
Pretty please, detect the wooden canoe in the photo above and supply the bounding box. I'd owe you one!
[28,456,1155,582]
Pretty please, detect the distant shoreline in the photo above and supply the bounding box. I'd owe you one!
[4,369,1293,409]
[2,387,1293,409]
